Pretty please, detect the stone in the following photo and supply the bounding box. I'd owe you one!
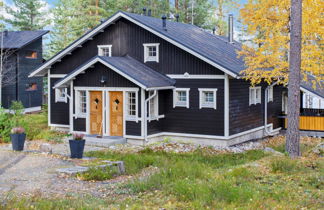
[39,143,52,154]
[312,143,324,156]
[263,147,284,156]
[56,166,89,175]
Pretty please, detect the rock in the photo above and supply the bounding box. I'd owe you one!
[56,166,89,175]
[39,143,52,154]
[263,147,284,156]
[312,143,324,156]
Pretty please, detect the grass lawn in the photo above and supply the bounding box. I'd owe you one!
[0,110,67,143]
[2,136,323,209]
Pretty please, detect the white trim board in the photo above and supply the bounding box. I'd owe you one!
[49,74,67,78]
[29,12,238,78]
[167,74,225,79]
[301,87,324,100]
[147,124,274,140]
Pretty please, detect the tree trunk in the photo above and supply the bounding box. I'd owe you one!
[175,0,179,10]
[286,0,302,158]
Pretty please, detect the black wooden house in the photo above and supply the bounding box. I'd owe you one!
[30,11,290,146]
[0,30,48,111]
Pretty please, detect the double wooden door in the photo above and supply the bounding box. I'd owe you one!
[109,91,123,136]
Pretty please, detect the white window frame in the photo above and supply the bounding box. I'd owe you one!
[125,91,138,121]
[143,43,159,63]
[199,88,217,109]
[249,86,262,105]
[55,88,67,103]
[267,86,274,102]
[97,45,112,57]
[75,90,87,118]
[173,88,190,108]
[148,91,159,120]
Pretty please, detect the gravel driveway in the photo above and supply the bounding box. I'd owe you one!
[0,142,124,198]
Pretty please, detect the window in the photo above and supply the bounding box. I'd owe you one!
[76,90,87,117]
[25,51,38,59]
[126,91,137,120]
[148,91,158,120]
[55,88,67,103]
[249,86,261,105]
[173,88,190,108]
[143,43,159,63]
[26,83,37,91]
[199,88,217,109]
[267,86,273,102]
[98,45,112,57]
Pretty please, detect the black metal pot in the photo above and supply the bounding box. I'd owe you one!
[69,139,85,158]
[10,133,26,151]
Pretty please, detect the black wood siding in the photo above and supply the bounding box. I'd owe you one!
[50,18,223,76]
[50,78,70,125]
[229,79,283,135]
[2,38,43,109]
[126,121,141,136]
[148,79,224,136]
[74,118,86,131]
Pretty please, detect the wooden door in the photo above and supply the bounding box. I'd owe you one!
[90,91,103,135]
[110,91,123,136]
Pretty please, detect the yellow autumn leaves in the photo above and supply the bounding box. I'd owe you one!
[239,0,323,87]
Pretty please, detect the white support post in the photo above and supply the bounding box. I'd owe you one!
[224,74,229,137]
[69,81,74,133]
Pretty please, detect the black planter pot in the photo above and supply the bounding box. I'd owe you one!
[69,139,86,158]
[10,133,26,151]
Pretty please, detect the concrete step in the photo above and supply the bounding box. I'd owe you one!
[84,136,127,148]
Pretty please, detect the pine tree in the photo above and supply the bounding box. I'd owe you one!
[5,0,49,31]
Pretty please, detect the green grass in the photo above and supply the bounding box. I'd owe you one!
[2,142,324,209]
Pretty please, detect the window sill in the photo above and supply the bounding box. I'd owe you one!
[74,114,86,119]
[148,115,165,122]
[55,99,67,103]
[125,116,138,122]
[174,104,189,108]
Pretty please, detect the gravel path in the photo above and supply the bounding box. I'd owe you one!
[0,142,125,198]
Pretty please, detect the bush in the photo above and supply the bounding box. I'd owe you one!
[270,158,298,173]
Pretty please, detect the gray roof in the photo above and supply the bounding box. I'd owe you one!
[0,30,48,49]
[301,75,324,99]
[55,55,175,89]
[122,11,245,75]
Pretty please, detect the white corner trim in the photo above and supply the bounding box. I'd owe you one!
[53,57,147,90]
[173,88,190,108]
[29,12,238,78]
[167,74,225,79]
[143,43,160,63]
[224,74,229,137]
[198,88,218,109]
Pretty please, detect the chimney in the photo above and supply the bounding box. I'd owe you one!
[100,18,105,23]
[4,30,8,36]
[143,7,147,16]
[162,15,167,31]
[175,14,179,22]
[212,27,216,35]
[148,9,151,17]
[228,14,234,43]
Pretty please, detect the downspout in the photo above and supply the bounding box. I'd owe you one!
[144,90,157,143]
[264,81,279,135]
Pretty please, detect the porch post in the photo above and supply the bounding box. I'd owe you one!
[69,81,74,133]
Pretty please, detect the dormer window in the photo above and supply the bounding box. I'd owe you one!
[98,45,112,57]
[26,50,38,59]
[143,43,159,63]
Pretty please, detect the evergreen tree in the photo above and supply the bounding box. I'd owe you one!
[5,0,49,30]
[0,0,5,30]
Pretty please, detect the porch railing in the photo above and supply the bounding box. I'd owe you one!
[284,108,324,131]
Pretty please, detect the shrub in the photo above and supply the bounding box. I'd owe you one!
[270,158,298,173]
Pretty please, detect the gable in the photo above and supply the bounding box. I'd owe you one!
[29,11,240,78]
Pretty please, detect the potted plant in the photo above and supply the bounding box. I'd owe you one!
[10,127,26,151]
[69,133,86,158]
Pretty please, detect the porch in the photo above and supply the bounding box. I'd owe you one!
[283,108,324,132]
